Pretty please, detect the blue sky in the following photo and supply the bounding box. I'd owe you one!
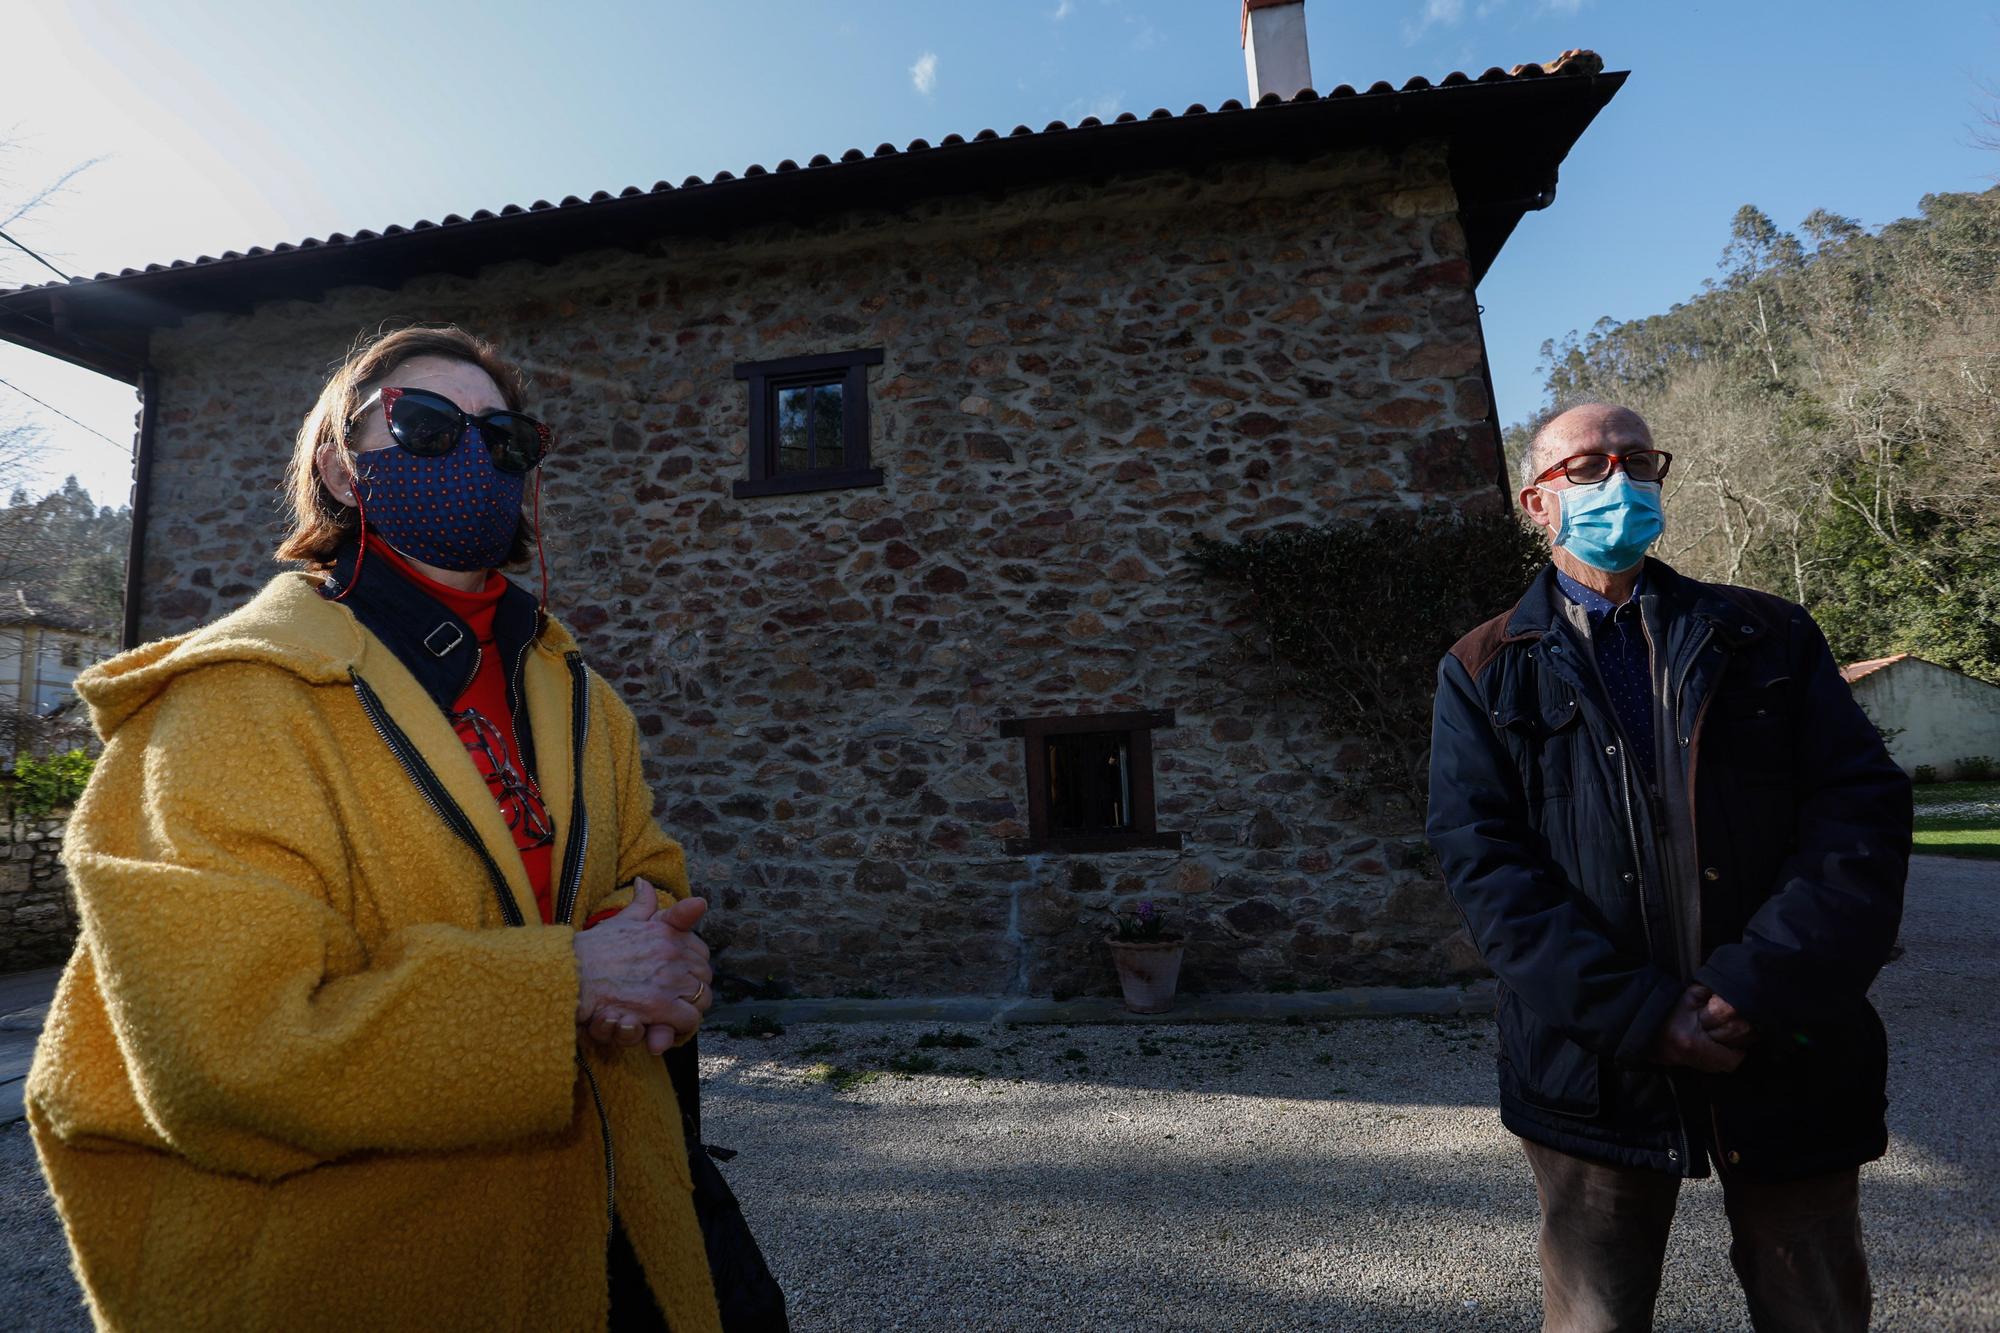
[3,0,1997,509]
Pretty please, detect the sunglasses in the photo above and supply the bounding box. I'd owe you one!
[1534,449,1674,487]
[350,386,552,474]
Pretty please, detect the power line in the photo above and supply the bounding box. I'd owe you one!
[0,375,131,456]
[0,228,74,283]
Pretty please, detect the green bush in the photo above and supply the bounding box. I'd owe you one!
[1191,504,1544,812]
[1913,764,1939,785]
[1955,755,1997,782]
[11,748,95,819]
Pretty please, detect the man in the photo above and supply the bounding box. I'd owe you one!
[1425,403,1911,1332]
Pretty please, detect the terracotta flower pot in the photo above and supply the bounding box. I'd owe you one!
[1107,936,1185,1014]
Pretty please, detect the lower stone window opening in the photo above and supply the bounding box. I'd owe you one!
[1047,730,1131,835]
[1000,709,1182,855]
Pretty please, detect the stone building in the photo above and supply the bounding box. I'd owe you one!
[0,18,1624,996]
[0,588,117,760]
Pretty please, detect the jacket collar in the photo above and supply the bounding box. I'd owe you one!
[1504,557,1767,649]
[321,539,546,718]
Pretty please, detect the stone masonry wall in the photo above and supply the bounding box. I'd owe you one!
[132,141,1495,997]
[1,816,76,971]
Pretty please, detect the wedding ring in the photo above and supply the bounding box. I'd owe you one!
[685,980,708,1006]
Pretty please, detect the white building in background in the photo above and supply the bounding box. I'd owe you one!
[1843,653,2000,781]
[0,589,117,761]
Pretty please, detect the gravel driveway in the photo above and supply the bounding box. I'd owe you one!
[3,855,1993,1330]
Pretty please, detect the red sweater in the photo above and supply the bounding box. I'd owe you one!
[367,536,558,923]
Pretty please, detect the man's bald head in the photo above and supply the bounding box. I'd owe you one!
[1519,403,1654,495]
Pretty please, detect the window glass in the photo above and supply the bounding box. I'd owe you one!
[1046,731,1133,834]
[775,385,812,474]
[812,382,844,470]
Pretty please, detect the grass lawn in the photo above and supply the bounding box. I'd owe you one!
[1912,780,2000,860]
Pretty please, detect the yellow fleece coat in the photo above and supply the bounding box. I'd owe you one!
[27,572,721,1333]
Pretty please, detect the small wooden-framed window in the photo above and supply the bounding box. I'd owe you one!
[732,348,885,499]
[59,640,81,669]
[999,709,1183,855]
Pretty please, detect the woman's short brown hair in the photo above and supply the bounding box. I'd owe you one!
[277,325,534,569]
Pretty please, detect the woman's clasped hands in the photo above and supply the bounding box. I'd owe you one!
[572,877,714,1054]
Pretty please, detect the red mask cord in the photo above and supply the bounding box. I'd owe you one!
[330,483,366,602]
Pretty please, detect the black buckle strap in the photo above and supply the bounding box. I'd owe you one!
[423,622,465,657]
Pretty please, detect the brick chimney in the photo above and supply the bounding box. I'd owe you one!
[1242,0,1313,104]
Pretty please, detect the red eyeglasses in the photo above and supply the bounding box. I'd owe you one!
[348,386,552,474]
[1533,449,1674,486]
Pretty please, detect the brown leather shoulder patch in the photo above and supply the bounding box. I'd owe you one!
[1447,608,1521,683]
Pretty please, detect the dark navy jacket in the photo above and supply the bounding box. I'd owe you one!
[1426,559,1911,1180]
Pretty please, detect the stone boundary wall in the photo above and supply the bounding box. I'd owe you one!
[1,814,76,972]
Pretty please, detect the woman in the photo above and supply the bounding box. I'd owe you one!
[28,326,721,1332]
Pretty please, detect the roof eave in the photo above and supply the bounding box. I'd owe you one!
[0,70,1625,370]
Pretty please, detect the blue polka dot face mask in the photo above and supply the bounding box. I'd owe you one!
[352,398,533,573]
[1543,471,1666,574]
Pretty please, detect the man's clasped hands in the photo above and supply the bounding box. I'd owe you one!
[571,877,715,1055]
[1648,983,1756,1074]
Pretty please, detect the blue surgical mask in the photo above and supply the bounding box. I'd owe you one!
[1544,472,1665,573]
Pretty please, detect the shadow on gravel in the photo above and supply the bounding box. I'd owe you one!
[704,1013,1504,1107]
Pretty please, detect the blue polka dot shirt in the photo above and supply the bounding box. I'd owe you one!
[1556,568,1657,779]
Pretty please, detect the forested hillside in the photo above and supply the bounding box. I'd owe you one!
[1518,186,2000,682]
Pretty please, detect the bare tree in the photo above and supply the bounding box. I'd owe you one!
[1535,184,2000,678]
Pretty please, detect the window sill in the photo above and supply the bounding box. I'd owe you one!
[1004,831,1185,856]
[733,468,884,499]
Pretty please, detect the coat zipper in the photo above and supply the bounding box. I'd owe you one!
[1685,630,1732,1180]
[1680,637,1725,962]
[352,672,521,928]
[1635,613,1693,978]
[505,635,534,775]
[554,653,592,928]
[352,666,616,1227]
[551,652,611,1227]
[1610,633,1696,1178]
[1618,747,1694,1174]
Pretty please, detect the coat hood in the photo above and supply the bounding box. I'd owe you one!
[76,572,578,740]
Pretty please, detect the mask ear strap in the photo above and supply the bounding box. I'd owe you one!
[532,468,548,616]
[330,483,366,603]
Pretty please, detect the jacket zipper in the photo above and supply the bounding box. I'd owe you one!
[1680,637,1725,963]
[1617,747,1694,1174]
[1635,613,1693,978]
[352,673,521,927]
[554,653,592,928]
[505,635,534,773]
[1609,626,1696,1178]
[551,652,611,1227]
[352,667,616,1227]
[1686,631,1732,1181]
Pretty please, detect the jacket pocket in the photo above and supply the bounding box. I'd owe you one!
[1497,986,1601,1118]
[1710,1003,1889,1175]
[1492,669,1586,806]
[1709,673,1798,786]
